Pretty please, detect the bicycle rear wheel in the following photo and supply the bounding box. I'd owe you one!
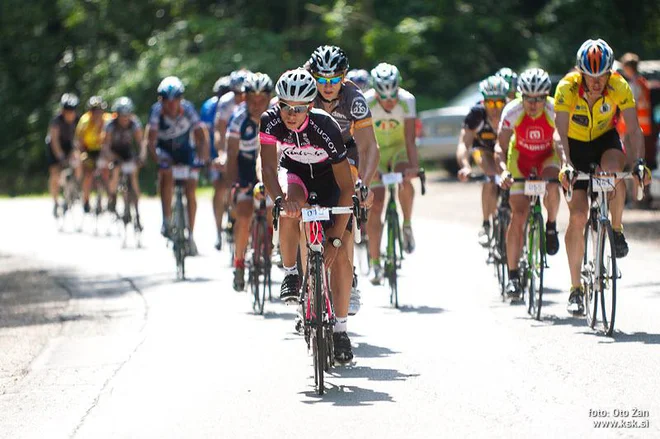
[250,219,267,315]
[598,222,617,336]
[173,192,186,280]
[582,222,598,328]
[527,213,545,320]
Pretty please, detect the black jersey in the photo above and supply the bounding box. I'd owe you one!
[463,103,498,150]
[259,107,347,180]
[46,113,78,152]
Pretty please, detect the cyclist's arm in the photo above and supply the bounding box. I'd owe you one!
[496,129,513,173]
[404,117,419,171]
[326,158,354,239]
[621,107,644,161]
[101,127,112,158]
[193,124,210,162]
[49,124,65,161]
[144,125,159,163]
[456,128,475,169]
[214,118,228,163]
[554,111,573,167]
[226,137,240,185]
[353,125,380,186]
[260,142,282,200]
[133,127,146,162]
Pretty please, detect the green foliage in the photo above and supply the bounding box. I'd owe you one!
[1,0,659,194]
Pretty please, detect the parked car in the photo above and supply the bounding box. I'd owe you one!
[417,75,562,170]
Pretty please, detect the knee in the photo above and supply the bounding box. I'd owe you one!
[569,209,588,228]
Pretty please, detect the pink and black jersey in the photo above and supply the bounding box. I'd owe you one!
[259,107,347,180]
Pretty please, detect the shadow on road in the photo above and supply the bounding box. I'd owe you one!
[534,314,586,329]
[381,305,445,314]
[300,384,394,406]
[609,331,660,345]
[353,342,399,358]
[0,266,171,330]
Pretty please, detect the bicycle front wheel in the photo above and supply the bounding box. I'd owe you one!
[386,209,400,308]
[173,193,186,280]
[496,209,510,301]
[527,213,545,320]
[582,222,598,329]
[311,253,326,395]
[598,222,617,336]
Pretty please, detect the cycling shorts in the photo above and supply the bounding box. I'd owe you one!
[507,147,560,195]
[568,129,624,191]
[371,145,408,188]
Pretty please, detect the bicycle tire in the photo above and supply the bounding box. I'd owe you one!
[312,253,325,395]
[598,221,617,336]
[528,213,545,320]
[251,218,267,315]
[496,209,510,300]
[174,190,186,280]
[386,207,400,308]
[582,221,598,329]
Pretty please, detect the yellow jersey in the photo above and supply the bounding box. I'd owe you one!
[75,111,112,151]
[554,71,635,142]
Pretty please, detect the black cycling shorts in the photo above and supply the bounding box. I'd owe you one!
[46,142,73,166]
[568,129,624,190]
[111,146,135,162]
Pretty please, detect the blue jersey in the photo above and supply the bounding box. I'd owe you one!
[227,103,260,187]
[200,96,219,158]
[148,99,200,152]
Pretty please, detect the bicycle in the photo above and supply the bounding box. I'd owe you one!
[116,160,142,248]
[511,176,558,320]
[247,183,272,315]
[566,163,645,336]
[57,162,82,231]
[380,168,426,309]
[171,164,192,280]
[272,192,360,395]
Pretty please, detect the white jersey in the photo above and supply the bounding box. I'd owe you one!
[214,91,239,125]
[364,88,416,148]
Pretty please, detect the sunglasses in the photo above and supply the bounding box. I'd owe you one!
[279,102,310,114]
[484,99,506,109]
[314,74,343,85]
[378,92,398,100]
[522,95,547,103]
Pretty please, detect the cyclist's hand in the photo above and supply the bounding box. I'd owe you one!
[282,199,301,218]
[457,166,471,182]
[323,244,339,268]
[212,157,226,172]
[361,188,374,209]
[559,165,575,191]
[500,171,513,189]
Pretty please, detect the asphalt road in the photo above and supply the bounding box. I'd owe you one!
[1,177,659,439]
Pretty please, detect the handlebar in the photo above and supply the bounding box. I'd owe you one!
[272,193,361,232]
[564,165,645,202]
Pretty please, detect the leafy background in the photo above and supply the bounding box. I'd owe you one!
[1,0,658,194]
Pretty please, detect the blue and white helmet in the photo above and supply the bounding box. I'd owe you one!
[478,75,509,99]
[213,75,231,95]
[229,69,251,93]
[276,69,317,103]
[346,69,370,92]
[370,63,400,97]
[576,39,614,77]
[157,76,185,99]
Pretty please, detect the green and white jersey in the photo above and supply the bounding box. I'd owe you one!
[364,87,416,149]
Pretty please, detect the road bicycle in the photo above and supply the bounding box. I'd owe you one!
[115,160,142,248]
[273,192,360,395]
[170,164,192,280]
[247,183,272,315]
[566,163,645,336]
[380,168,426,308]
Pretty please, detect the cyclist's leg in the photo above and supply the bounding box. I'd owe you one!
[279,174,306,299]
[234,193,254,266]
[48,164,61,204]
[212,171,227,239]
[157,148,174,225]
[506,148,530,276]
[541,154,561,224]
[478,149,498,222]
[394,157,414,224]
[185,175,198,233]
[81,152,95,207]
[367,183,386,263]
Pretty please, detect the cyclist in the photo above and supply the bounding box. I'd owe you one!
[103,97,145,221]
[364,63,419,285]
[226,72,274,291]
[346,68,371,93]
[146,76,210,255]
[497,68,561,300]
[306,45,380,315]
[260,68,356,363]
[200,75,231,250]
[554,39,650,315]
[456,76,509,247]
[47,93,80,217]
[213,70,251,249]
[75,96,112,213]
[496,67,519,101]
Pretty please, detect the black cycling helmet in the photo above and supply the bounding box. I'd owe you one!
[308,45,349,77]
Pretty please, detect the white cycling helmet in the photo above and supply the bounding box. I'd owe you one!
[229,69,251,93]
[243,72,274,94]
[478,75,509,99]
[112,96,134,114]
[370,63,400,98]
[157,76,185,99]
[346,69,370,92]
[213,75,231,95]
[60,93,79,109]
[517,68,551,95]
[576,38,614,77]
[495,67,518,90]
[275,69,318,103]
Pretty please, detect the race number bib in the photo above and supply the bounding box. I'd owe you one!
[523,180,546,196]
[121,162,137,174]
[171,165,190,180]
[592,176,615,193]
[381,172,403,186]
[301,207,330,222]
